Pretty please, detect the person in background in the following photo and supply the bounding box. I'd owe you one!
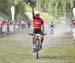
[21,20,25,29]
[28,21,31,29]
[49,21,55,35]
[6,20,10,34]
[0,20,3,34]
[71,18,75,40]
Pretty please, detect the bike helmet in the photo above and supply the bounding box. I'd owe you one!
[35,11,40,17]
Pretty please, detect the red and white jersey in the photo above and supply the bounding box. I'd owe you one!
[33,16,44,28]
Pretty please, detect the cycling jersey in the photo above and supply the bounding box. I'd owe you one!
[33,16,44,28]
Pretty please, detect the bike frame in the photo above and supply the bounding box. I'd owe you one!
[28,33,46,59]
[34,34,41,59]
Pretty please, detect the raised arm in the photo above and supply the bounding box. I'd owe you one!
[32,7,35,18]
[41,24,44,33]
[41,19,44,33]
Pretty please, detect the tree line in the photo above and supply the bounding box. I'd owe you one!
[33,0,75,18]
[0,0,75,20]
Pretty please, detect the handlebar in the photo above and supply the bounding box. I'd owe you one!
[28,33,47,36]
[28,33,34,36]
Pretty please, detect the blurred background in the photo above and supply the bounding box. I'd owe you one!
[0,0,75,22]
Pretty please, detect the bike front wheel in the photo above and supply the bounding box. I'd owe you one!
[36,50,39,59]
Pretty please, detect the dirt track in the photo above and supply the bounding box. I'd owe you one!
[0,24,73,47]
[0,23,74,48]
[43,23,74,48]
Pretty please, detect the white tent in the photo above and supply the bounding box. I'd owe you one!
[73,8,75,17]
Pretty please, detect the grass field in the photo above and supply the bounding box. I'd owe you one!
[0,46,75,63]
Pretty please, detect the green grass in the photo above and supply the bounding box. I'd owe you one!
[0,46,32,63]
[41,12,58,23]
[0,46,75,63]
[43,47,75,63]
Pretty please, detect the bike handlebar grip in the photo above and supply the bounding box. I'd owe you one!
[43,33,47,35]
[28,33,34,36]
[28,33,47,36]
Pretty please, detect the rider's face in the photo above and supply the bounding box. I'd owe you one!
[35,14,40,17]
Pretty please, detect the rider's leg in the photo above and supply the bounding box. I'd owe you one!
[40,35,44,49]
[32,36,36,52]
[41,35,44,44]
[32,36,35,46]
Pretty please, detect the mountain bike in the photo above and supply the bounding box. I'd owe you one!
[29,33,46,59]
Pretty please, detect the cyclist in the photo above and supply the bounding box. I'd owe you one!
[71,18,75,40]
[32,7,44,52]
[49,22,55,35]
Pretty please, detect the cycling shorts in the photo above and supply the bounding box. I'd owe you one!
[33,28,43,34]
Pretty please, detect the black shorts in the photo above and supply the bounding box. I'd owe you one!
[33,28,43,34]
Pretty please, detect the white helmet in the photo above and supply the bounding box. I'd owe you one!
[35,11,40,15]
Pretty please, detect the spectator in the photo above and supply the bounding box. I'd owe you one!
[9,22,14,33]
[15,20,20,32]
[49,22,55,35]
[71,19,75,40]
[5,20,10,34]
[0,20,3,34]
[24,21,27,28]
[28,21,31,28]
[21,20,25,29]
